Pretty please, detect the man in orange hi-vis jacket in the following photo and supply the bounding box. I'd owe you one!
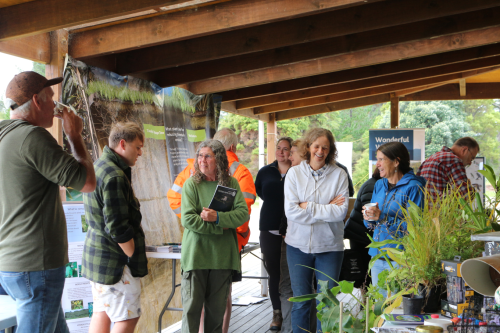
[166,128,256,333]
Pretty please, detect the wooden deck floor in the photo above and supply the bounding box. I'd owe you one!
[162,250,358,333]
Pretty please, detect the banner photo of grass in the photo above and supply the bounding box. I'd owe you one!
[60,57,221,332]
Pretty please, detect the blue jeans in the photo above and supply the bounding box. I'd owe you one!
[0,267,69,333]
[0,284,16,333]
[371,259,397,299]
[287,245,343,333]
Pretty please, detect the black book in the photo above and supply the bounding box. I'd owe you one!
[208,185,237,212]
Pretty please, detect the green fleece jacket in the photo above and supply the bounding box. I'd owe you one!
[180,177,248,272]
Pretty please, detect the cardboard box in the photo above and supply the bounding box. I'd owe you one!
[441,259,463,277]
[447,276,465,304]
[441,299,469,318]
[484,241,500,256]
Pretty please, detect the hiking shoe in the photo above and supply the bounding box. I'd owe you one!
[270,309,283,331]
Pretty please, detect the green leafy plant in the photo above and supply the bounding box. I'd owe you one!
[368,178,495,304]
[288,266,398,333]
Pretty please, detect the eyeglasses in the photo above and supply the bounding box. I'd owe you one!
[197,154,214,160]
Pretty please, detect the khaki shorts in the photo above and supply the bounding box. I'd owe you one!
[90,265,142,322]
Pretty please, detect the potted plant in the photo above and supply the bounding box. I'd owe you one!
[367,178,493,313]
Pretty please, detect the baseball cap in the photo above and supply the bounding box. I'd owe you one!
[5,71,63,110]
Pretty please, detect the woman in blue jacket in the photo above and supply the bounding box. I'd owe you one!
[362,142,426,297]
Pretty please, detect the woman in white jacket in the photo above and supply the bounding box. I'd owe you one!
[284,128,349,333]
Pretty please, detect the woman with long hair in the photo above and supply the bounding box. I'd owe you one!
[180,140,248,333]
[362,142,426,297]
[284,128,349,333]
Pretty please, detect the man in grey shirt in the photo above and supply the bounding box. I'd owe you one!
[0,71,96,333]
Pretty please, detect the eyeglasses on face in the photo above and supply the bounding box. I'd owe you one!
[197,154,214,160]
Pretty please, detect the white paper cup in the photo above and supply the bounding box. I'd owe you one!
[363,203,378,222]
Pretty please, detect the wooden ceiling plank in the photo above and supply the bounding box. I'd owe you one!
[69,0,376,59]
[275,94,391,121]
[222,42,500,102]
[394,83,453,97]
[220,101,267,121]
[85,0,500,74]
[0,33,50,63]
[253,68,496,114]
[189,25,500,95]
[235,54,500,109]
[0,0,197,41]
[147,6,500,87]
[400,83,500,100]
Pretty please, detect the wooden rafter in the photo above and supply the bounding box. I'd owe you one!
[223,43,500,102]
[0,0,196,41]
[0,33,50,63]
[69,0,376,59]
[274,94,391,121]
[82,0,500,74]
[136,6,500,87]
[189,25,500,95]
[220,101,265,121]
[253,68,497,114]
[400,83,500,100]
[236,55,500,109]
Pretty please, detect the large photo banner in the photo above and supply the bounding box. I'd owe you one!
[60,57,221,332]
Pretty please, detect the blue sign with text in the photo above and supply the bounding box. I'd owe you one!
[369,130,417,160]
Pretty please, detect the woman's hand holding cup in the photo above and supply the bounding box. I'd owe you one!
[362,202,380,222]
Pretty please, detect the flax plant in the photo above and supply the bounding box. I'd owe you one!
[368,185,484,304]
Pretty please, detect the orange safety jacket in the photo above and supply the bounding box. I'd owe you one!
[166,151,256,251]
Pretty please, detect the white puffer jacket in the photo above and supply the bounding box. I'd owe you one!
[284,160,349,253]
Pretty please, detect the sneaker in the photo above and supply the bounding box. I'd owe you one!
[270,309,283,331]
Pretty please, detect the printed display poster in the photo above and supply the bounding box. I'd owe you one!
[162,87,221,181]
[62,204,93,332]
[466,157,485,204]
[368,129,426,175]
[61,57,221,185]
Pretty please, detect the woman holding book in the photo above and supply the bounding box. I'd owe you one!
[180,139,248,333]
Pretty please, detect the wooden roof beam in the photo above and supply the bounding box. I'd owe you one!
[222,42,500,102]
[236,55,500,109]
[69,0,376,59]
[253,67,497,114]
[400,83,500,100]
[146,6,500,87]
[0,0,196,41]
[83,0,500,74]
[220,102,267,122]
[275,94,391,121]
[190,25,500,95]
[0,33,50,63]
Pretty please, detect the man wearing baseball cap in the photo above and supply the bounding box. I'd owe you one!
[0,71,96,333]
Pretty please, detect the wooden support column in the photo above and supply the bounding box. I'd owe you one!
[459,79,467,96]
[46,30,68,146]
[390,94,400,128]
[266,113,277,165]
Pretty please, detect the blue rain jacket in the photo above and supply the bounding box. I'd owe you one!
[364,170,426,257]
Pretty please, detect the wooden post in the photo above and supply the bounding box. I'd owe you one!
[46,29,68,146]
[459,78,466,96]
[390,94,400,128]
[266,113,277,164]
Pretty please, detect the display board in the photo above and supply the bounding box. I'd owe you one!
[61,204,92,332]
[368,128,426,175]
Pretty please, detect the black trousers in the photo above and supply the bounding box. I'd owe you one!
[260,230,283,310]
